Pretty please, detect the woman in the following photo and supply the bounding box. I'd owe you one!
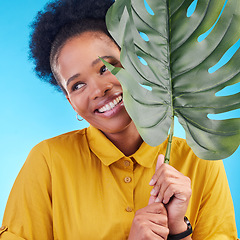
[0,0,238,239]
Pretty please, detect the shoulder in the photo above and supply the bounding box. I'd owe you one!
[170,136,195,162]
[25,128,90,169]
[169,136,224,178]
[32,128,88,153]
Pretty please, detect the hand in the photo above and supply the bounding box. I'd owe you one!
[128,203,169,240]
[149,155,192,235]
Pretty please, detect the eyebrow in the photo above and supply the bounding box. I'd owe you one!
[92,55,116,66]
[66,55,117,87]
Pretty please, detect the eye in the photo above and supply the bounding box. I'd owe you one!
[72,82,85,91]
[100,65,108,75]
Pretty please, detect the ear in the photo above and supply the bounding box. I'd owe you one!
[66,95,76,112]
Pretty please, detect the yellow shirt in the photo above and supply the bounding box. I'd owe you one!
[1,125,238,239]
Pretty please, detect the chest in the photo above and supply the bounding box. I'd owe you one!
[51,155,155,239]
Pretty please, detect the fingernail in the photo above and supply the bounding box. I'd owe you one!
[155,197,161,203]
[150,189,156,196]
[149,179,155,186]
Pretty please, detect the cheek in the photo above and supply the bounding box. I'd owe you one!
[111,75,122,87]
[69,94,89,114]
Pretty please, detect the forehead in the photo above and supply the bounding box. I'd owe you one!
[57,31,120,83]
[58,32,119,71]
[59,31,119,60]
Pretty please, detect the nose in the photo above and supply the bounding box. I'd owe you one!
[90,77,113,100]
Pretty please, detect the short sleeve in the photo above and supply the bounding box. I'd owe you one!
[0,142,53,240]
[192,160,238,240]
[0,226,25,240]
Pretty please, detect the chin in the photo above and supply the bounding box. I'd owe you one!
[102,118,135,135]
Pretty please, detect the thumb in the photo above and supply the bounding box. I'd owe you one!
[149,154,165,186]
[148,195,157,205]
[156,154,164,171]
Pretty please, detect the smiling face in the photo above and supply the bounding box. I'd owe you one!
[56,31,133,136]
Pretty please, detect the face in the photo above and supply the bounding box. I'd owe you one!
[57,32,133,136]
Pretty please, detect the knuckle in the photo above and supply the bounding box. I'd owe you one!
[152,174,157,181]
[186,176,191,184]
[135,209,143,216]
[152,186,158,194]
[135,209,141,215]
[156,203,167,213]
[143,231,152,239]
[168,183,175,192]
[156,202,164,209]
[140,232,151,240]
[161,167,168,176]
[163,214,168,224]
[163,228,170,239]
[187,188,192,198]
[155,178,161,186]
[134,214,146,226]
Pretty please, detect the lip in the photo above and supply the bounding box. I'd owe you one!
[94,92,124,118]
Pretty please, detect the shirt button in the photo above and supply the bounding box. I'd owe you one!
[124,177,132,183]
[126,207,133,212]
[124,160,130,167]
[0,226,7,231]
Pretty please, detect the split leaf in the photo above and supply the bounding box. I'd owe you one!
[105,0,240,160]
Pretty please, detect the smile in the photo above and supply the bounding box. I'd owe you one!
[97,95,123,113]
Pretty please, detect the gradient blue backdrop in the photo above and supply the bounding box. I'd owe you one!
[0,0,239,236]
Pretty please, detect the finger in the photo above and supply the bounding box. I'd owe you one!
[140,225,167,240]
[150,159,181,187]
[149,155,164,186]
[156,179,190,204]
[148,195,157,205]
[145,202,167,215]
[134,211,168,227]
[161,183,175,204]
[149,213,168,227]
[149,221,169,239]
[156,178,178,204]
[150,165,184,197]
[156,154,164,171]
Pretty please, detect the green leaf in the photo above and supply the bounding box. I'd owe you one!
[106,0,240,160]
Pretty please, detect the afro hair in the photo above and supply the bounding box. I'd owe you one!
[29,0,114,91]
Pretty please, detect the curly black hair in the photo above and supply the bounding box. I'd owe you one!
[29,0,114,94]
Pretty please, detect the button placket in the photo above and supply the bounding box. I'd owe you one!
[120,157,134,214]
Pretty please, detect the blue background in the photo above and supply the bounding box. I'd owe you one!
[0,0,239,236]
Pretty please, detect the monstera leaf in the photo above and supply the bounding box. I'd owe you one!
[104,0,240,161]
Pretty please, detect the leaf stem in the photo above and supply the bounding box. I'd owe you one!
[164,116,174,164]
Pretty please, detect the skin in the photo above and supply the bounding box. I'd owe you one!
[149,155,192,239]
[55,31,192,239]
[57,32,142,156]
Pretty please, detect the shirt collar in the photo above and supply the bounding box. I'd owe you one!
[87,125,163,168]
[130,141,160,168]
[87,125,125,166]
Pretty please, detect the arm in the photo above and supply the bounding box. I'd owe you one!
[148,154,238,239]
[149,154,192,239]
[0,142,53,240]
[128,154,192,240]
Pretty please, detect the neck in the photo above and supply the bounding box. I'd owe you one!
[104,122,143,156]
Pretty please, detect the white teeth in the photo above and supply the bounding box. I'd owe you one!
[98,95,122,113]
[106,105,111,111]
[110,102,114,108]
